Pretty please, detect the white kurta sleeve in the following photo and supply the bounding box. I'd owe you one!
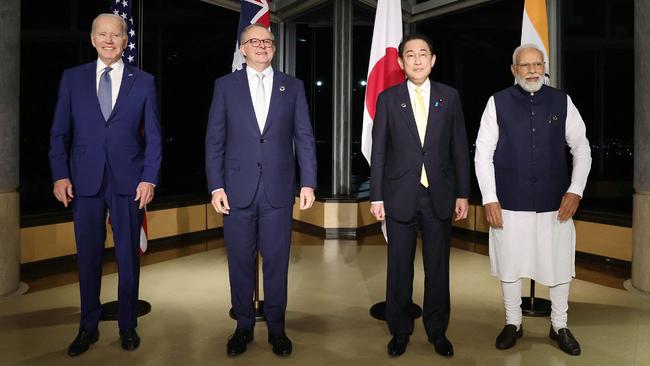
[565,95,592,197]
[474,96,500,205]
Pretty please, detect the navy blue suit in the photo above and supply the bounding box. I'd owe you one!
[370,81,470,338]
[205,67,316,335]
[49,61,162,331]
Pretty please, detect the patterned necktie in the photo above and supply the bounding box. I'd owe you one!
[414,86,429,188]
[254,73,267,132]
[98,66,113,121]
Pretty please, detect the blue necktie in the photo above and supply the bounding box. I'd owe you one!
[98,66,113,121]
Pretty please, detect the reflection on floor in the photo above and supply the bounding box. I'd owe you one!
[3,230,648,366]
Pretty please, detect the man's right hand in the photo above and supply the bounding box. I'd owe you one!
[370,202,385,221]
[53,178,74,208]
[211,190,230,215]
[485,202,503,229]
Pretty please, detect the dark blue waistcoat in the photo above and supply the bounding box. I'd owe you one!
[493,84,569,212]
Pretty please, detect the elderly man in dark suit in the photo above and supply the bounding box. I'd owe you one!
[370,34,470,358]
[49,13,162,356]
[205,23,317,357]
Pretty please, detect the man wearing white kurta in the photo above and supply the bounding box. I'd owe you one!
[474,44,591,356]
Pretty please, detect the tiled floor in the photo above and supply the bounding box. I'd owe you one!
[2,232,648,365]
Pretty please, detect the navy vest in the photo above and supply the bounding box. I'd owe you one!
[493,85,569,212]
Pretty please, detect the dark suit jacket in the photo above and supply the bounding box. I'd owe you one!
[49,61,162,196]
[205,67,317,208]
[370,80,470,221]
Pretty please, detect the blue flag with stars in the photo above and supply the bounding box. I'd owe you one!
[110,0,138,66]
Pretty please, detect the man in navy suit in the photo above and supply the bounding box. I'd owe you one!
[49,13,162,356]
[205,24,317,357]
[370,34,470,358]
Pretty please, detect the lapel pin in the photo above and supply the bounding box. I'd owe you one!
[400,102,407,108]
[434,98,443,108]
[128,73,134,77]
[279,86,286,92]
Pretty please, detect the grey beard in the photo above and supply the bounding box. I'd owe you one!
[517,75,543,93]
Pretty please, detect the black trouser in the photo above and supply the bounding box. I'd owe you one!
[385,184,452,339]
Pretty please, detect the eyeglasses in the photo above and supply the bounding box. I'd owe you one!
[403,52,432,64]
[516,62,545,70]
[94,32,124,40]
[242,38,275,48]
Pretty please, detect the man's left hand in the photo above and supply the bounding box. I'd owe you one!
[299,187,315,210]
[455,198,469,221]
[134,182,155,209]
[557,192,581,221]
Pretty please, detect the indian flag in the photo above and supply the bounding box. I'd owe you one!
[520,0,550,80]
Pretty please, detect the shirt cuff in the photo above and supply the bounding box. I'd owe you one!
[481,193,499,206]
[566,184,584,198]
[370,201,384,204]
[211,188,224,195]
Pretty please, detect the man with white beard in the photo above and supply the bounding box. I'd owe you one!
[474,44,591,356]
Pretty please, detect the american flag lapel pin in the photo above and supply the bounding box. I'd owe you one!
[279,86,286,92]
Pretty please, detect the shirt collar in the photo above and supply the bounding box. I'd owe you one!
[96,58,124,75]
[407,78,430,94]
[246,65,273,81]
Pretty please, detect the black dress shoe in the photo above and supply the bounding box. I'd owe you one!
[549,327,581,356]
[67,329,99,357]
[268,333,293,356]
[387,335,409,357]
[496,324,523,350]
[119,328,141,351]
[430,335,454,357]
[227,328,254,356]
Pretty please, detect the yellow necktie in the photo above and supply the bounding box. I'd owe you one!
[414,87,429,188]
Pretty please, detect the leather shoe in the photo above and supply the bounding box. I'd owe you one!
[496,324,523,350]
[67,329,99,357]
[119,328,140,351]
[549,326,581,356]
[429,335,454,357]
[227,328,254,356]
[268,333,293,356]
[387,334,409,357]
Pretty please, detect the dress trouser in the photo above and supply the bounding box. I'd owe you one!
[224,177,293,336]
[72,168,143,331]
[385,184,452,339]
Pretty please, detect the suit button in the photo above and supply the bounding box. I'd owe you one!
[422,152,426,156]
[532,128,536,132]
[531,111,536,116]
[532,177,537,183]
[260,138,266,143]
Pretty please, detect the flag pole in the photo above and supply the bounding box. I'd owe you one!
[101,0,153,322]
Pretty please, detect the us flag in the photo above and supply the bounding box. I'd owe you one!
[107,0,148,254]
[232,0,271,71]
[111,0,138,65]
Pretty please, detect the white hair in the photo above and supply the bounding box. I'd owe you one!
[91,13,128,36]
[512,43,544,65]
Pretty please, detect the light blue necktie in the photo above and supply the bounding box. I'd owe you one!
[98,66,113,121]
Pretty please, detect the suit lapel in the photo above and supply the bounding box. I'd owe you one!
[423,81,444,150]
[261,72,285,136]
[237,68,263,137]
[87,62,105,119]
[397,82,423,148]
[108,64,136,121]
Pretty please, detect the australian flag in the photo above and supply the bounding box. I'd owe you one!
[111,0,138,66]
[232,0,271,71]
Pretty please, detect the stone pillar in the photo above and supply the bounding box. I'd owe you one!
[332,0,352,195]
[0,0,25,299]
[626,0,650,297]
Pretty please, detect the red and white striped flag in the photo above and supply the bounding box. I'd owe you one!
[521,0,550,81]
[361,0,404,164]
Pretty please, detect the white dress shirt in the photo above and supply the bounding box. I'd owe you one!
[246,65,273,131]
[96,58,124,109]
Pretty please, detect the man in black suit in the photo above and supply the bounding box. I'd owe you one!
[370,34,470,358]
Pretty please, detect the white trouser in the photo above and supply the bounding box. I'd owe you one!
[500,280,570,330]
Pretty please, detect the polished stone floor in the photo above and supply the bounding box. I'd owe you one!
[1,232,648,366]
